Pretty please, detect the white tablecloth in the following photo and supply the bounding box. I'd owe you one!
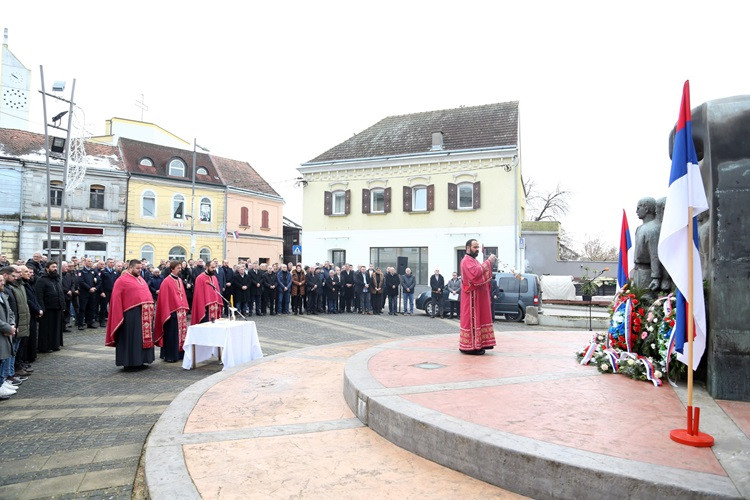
[182,320,263,370]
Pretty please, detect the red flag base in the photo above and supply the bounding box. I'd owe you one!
[670,406,714,447]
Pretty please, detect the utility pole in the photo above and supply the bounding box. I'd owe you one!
[190,138,209,259]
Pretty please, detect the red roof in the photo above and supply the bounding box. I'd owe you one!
[0,128,123,168]
[210,155,279,197]
[118,137,223,185]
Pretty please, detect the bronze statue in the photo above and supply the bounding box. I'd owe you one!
[654,197,673,291]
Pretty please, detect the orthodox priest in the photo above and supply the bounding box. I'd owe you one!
[105,259,155,370]
[191,259,223,324]
[459,239,496,355]
[154,261,189,363]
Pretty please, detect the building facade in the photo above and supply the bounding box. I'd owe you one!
[0,129,127,261]
[298,102,523,285]
[0,30,31,132]
[211,155,284,264]
[118,138,226,263]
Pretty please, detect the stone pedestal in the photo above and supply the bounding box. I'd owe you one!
[524,306,539,325]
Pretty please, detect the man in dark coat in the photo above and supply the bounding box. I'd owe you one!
[232,265,251,316]
[25,253,44,283]
[340,264,355,313]
[61,261,76,330]
[305,266,319,315]
[98,258,119,328]
[385,267,401,315]
[325,269,339,313]
[220,260,234,317]
[35,261,66,353]
[248,262,263,316]
[261,264,277,315]
[429,268,445,319]
[19,266,42,363]
[76,258,101,329]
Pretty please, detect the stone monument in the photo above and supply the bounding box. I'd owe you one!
[670,95,750,401]
[630,197,661,294]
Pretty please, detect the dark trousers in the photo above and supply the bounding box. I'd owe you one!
[250,294,262,315]
[98,293,111,323]
[262,289,276,314]
[387,294,399,314]
[222,290,233,316]
[78,291,98,326]
[447,300,459,317]
[327,294,338,313]
[430,293,443,317]
[306,291,318,313]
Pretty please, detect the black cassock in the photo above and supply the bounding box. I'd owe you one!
[160,311,182,362]
[115,306,155,367]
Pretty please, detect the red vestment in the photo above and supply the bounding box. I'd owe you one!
[191,272,222,325]
[105,272,155,349]
[154,274,189,350]
[459,255,496,350]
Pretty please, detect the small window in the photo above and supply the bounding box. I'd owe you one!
[240,206,249,226]
[371,188,385,213]
[332,191,346,215]
[141,244,155,264]
[139,157,154,167]
[168,246,187,261]
[196,167,208,175]
[261,210,270,229]
[168,158,186,177]
[90,185,105,209]
[458,183,473,209]
[412,186,427,212]
[199,197,212,222]
[50,181,63,207]
[199,247,211,262]
[141,190,156,218]
[172,194,185,219]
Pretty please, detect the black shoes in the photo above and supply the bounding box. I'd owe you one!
[459,349,486,355]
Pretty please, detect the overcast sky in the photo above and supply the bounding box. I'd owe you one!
[4,1,748,251]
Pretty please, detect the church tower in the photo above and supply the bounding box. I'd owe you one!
[0,28,31,131]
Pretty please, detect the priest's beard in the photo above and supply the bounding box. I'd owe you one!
[47,270,58,278]
[468,249,479,258]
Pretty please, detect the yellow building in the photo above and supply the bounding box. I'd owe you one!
[119,138,225,263]
[211,156,284,264]
[299,102,523,284]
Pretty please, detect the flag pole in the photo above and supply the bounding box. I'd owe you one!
[687,206,694,409]
[669,80,713,447]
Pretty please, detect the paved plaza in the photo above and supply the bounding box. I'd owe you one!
[0,312,566,499]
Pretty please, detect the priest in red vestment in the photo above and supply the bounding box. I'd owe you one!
[105,259,155,369]
[154,260,189,362]
[459,239,497,355]
[191,259,223,325]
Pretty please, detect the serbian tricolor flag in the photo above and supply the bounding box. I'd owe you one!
[617,210,631,289]
[657,81,709,370]
[232,231,239,240]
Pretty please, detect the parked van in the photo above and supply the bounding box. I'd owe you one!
[493,272,542,321]
[415,272,542,322]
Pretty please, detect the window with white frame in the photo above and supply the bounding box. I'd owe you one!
[458,183,473,209]
[199,197,212,222]
[332,191,346,215]
[371,188,385,213]
[90,185,105,209]
[168,158,186,177]
[50,181,63,207]
[168,246,187,261]
[172,194,185,219]
[141,190,156,218]
[412,186,427,212]
[199,247,211,262]
[141,244,155,263]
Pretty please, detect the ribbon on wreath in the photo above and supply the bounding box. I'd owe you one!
[664,327,678,388]
[603,348,619,371]
[580,342,598,365]
[638,355,662,387]
[624,299,633,352]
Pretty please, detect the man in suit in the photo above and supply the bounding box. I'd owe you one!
[220,260,234,317]
[325,269,340,313]
[429,268,445,319]
[98,258,119,328]
[248,262,263,316]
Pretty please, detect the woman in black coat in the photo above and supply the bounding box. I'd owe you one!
[34,262,66,353]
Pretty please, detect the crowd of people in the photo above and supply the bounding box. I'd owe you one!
[0,239,496,388]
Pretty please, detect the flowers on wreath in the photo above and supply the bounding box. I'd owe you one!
[607,285,646,353]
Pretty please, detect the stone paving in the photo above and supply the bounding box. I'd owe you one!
[0,311,570,499]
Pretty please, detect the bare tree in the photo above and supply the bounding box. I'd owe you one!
[522,175,571,221]
[580,236,618,261]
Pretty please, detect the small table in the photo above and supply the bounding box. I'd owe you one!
[182,320,264,370]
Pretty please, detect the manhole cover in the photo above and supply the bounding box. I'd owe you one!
[412,362,445,370]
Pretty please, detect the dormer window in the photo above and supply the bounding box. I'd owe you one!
[168,158,187,177]
[196,167,208,175]
[139,157,154,167]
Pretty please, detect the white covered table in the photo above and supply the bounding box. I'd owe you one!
[182,320,263,370]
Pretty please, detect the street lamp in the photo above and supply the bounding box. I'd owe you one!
[190,138,210,259]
